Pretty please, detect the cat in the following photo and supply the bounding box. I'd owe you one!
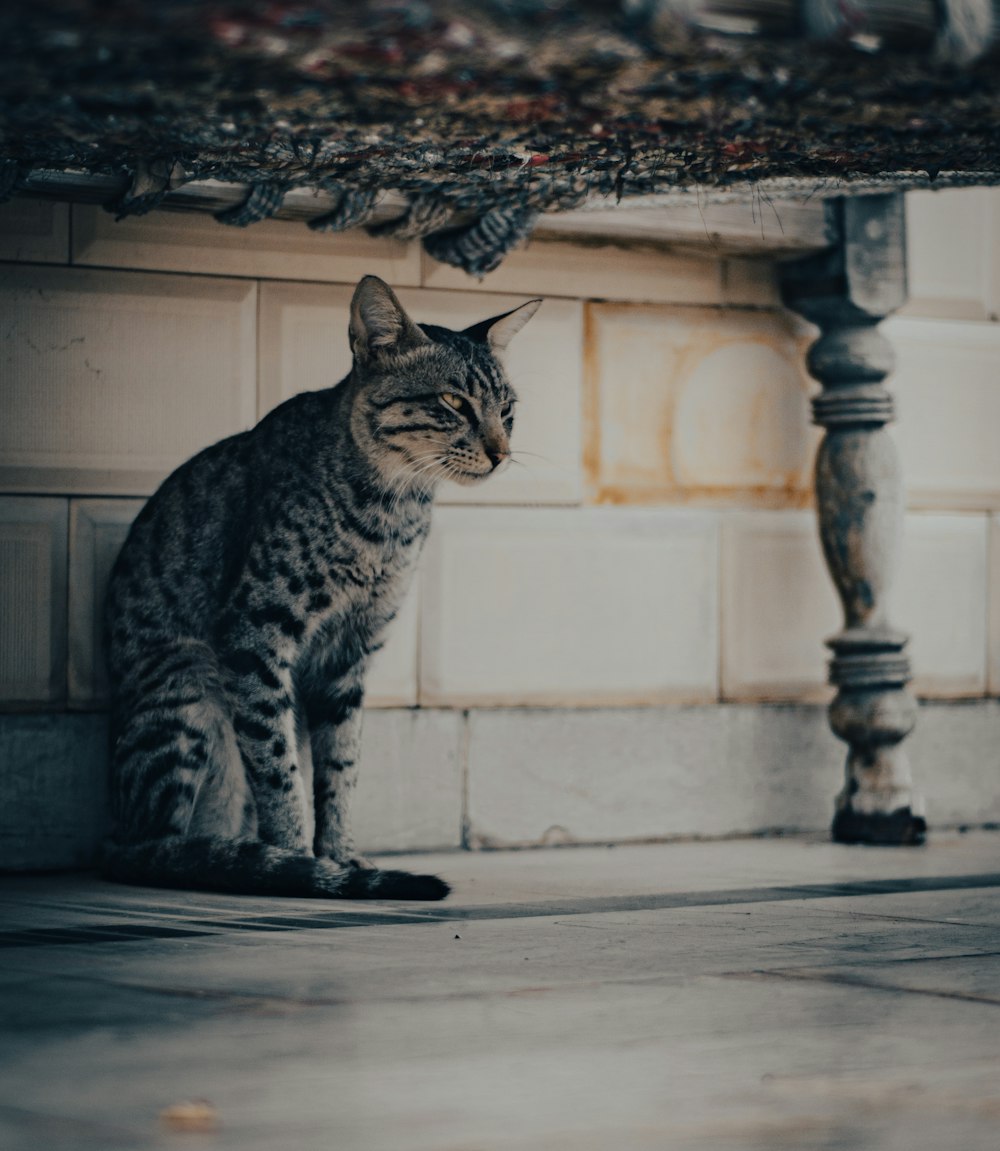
[103,275,540,900]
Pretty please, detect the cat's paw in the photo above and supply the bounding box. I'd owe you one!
[374,870,451,901]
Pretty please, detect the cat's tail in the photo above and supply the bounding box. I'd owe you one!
[102,838,450,901]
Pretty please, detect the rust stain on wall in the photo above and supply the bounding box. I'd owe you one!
[584,300,819,509]
[592,483,815,510]
[581,300,603,497]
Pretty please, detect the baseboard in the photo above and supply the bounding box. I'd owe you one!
[2,702,998,870]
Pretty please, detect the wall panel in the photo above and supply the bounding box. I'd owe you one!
[0,267,256,495]
[0,497,68,703]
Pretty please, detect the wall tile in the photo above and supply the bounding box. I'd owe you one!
[585,303,817,507]
[0,497,68,703]
[909,700,1000,827]
[2,700,997,871]
[352,709,465,852]
[422,235,725,305]
[465,705,836,847]
[419,507,719,707]
[72,203,421,286]
[465,700,1000,848]
[721,512,838,702]
[0,198,70,263]
[0,267,256,495]
[900,188,1000,321]
[894,513,989,698]
[0,713,110,869]
[68,499,143,706]
[884,317,1000,510]
[258,281,353,411]
[991,515,1000,696]
[259,282,583,505]
[722,510,989,702]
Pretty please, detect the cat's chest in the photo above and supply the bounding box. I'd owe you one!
[296,538,419,679]
[334,516,426,591]
[303,514,427,622]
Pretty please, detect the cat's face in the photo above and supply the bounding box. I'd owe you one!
[365,334,516,486]
[348,276,540,490]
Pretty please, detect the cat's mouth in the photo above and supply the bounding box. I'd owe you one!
[448,466,494,485]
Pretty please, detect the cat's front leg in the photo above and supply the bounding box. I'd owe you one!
[304,667,367,865]
[221,636,310,852]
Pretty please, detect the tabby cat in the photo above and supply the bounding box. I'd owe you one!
[104,276,540,900]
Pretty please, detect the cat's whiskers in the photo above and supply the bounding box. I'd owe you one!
[508,449,577,482]
[510,448,554,464]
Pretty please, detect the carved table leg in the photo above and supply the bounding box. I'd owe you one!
[780,193,926,846]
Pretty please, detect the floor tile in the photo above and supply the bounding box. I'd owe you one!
[1,837,999,1151]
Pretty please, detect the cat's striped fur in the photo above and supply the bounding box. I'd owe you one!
[104,276,540,899]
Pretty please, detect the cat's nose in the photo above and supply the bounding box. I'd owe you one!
[486,446,509,470]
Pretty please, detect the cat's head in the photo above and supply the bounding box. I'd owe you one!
[348,275,540,489]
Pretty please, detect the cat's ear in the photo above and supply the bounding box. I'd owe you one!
[462,298,542,353]
[350,275,430,361]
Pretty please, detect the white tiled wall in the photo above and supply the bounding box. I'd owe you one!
[0,267,257,495]
[721,512,839,702]
[464,706,837,846]
[0,191,997,718]
[992,515,1000,696]
[352,710,464,851]
[420,507,719,706]
[0,715,109,868]
[886,316,1000,510]
[1,189,1000,865]
[902,188,999,321]
[894,514,989,697]
[0,193,994,718]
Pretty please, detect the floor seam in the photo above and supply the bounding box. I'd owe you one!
[728,967,1000,1008]
[3,872,1000,945]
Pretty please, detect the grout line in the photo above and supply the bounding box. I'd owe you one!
[459,708,471,850]
[58,496,71,705]
[985,512,996,695]
[413,567,423,709]
[716,512,725,703]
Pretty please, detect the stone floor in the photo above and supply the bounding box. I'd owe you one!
[1,832,999,1151]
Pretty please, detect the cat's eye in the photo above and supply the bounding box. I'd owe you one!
[501,402,514,419]
[440,392,467,413]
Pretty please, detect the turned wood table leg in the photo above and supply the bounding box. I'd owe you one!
[780,193,926,846]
